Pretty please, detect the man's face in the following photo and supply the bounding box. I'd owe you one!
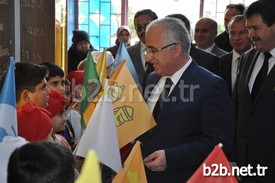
[229,19,251,54]
[194,20,217,49]
[145,25,176,76]
[134,15,152,44]
[28,78,50,108]
[224,8,241,32]
[47,76,65,94]
[75,41,90,54]
[246,14,275,52]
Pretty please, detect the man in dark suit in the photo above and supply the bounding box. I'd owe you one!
[167,14,220,75]
[194,17,228,57]
[233,1,275,182]
[127,9,158,88]
[215,4,245,52]
[139,17,234,183]
[219,15,252,96]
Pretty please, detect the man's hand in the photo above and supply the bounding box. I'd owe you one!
[144,150,167,171]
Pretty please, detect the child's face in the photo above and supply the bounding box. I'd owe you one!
[28,78,50,108]
[52,111,67,132]
[47,76,65,94]
[63,84,71,106]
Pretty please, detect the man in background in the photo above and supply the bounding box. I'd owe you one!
[167,14,220,75]
[215,3,245,52]
[128,9,158,87]
[219,15,252,96]
[195,17,228,57]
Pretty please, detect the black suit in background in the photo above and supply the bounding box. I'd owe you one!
[215,31,233,52]
[219,52,233,96]
[233,49,275,182]
[127,41,154,89]
[190,44,220,75]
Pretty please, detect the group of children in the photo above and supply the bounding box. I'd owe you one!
[15,61,83,151]
[14,50,116,178]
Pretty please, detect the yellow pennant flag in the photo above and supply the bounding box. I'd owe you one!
[96,48,107,88]
[75,150,102,183]
[109,61,156,148]
[112,141,147,183]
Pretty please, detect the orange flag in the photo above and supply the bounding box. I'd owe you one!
[112,141,147,183]
[109,61,156,148]
[187,143,238,183]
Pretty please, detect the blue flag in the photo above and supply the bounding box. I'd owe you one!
[113,43,140,86]
[0,57,17,142]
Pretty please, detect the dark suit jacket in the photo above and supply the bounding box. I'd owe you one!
[127,41,154,88]
[219,52,233,96]
[139,60,234,183]
[190,44,219,75]
[233,49,275,182]
[214,31,232,52]
[211,44,228,57]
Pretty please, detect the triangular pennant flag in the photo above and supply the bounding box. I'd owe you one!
[75,150,102,183]
[80,50,101,128]
[95,48,107,88]
[187,143,238,183]
[114,42,140,86]
[0,57,17,141]
[75,82,121,172]
[112,141,147,183]
[109,61,156,148]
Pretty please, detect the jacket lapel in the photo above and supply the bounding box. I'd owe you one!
[243,51,260,103]
[253,62,275,103]
[156,60,198,125]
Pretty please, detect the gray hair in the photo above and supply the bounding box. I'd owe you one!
[146,17,191,54]
[227,15,245,31]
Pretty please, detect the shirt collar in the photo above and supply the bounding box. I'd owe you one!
[168,56,192,86]
[232,50,241,63]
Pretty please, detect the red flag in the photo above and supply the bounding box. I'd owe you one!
[187,143,238,183]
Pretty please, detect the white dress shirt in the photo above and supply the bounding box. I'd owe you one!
[147,57,192,113]
[140,42,146,69]
[231,50,241,91]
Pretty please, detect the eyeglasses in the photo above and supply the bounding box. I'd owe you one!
[135,22,150,32]
[144,43,177,55]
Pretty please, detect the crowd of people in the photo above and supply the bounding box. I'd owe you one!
[1,0,275,183]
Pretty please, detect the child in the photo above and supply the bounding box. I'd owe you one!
[47,90,71,149]
[15,62,53,142]
[40,62,76,146]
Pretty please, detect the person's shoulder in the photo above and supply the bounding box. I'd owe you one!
[220,52,232,59]
[127,42,140,51]
[216,31,228,40]
[17,103,51,119]
[213,45,228,56]
[195,62,223,82]
[17,102,36,113]
[192,46,218,59]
